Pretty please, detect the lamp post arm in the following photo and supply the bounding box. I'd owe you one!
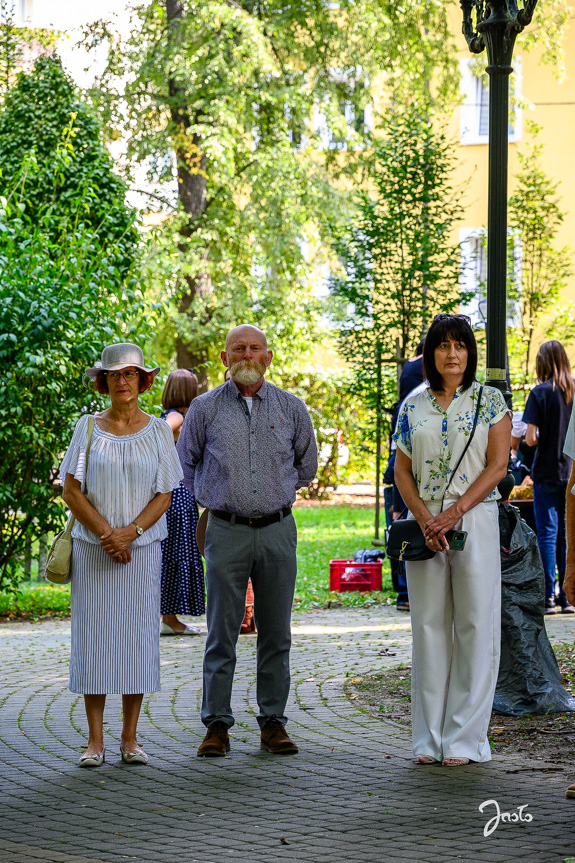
[517,0,539,27]
[460,0,486,53]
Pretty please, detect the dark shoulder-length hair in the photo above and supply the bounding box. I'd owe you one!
[536,340,574,404]
[94,369,155,395]
[161,369,198,410]
[423,315,478,393]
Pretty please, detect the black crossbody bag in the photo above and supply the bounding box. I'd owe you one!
[385,386,484,563]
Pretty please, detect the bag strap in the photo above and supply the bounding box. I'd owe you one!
[440,385,483,511]
[65,415,95,537]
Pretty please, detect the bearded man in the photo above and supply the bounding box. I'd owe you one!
[177,324,318,756]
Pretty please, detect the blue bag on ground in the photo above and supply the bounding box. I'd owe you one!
[493,501,575,715]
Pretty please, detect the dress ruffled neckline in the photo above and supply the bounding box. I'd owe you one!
[94,416,154,440]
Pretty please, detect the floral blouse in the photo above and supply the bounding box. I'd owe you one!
[393,382,510,502]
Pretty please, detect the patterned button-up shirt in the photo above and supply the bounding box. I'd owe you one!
[177,377,318,516]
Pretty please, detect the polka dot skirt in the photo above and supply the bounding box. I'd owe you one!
[160,483,205,616]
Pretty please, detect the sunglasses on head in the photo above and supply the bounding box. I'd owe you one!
[433,313,471,326]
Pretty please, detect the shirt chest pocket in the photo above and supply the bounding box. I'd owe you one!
[269,424,294,456]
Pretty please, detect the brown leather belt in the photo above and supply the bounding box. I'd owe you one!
[212,507,292,528]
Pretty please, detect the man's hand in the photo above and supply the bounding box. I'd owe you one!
[564,563,575,606]
[100,526,136,564]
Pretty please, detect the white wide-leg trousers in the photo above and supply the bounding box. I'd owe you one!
[406,500,501,763]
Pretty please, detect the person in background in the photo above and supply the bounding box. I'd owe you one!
[61,343,183,767]
[394,314,511,766]
[160,369,206,636]
[510,411,535,487]
[384,342,425,612]
[561,406,575,798]
[523,340,575,615]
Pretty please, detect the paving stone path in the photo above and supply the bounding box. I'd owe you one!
[1,607,575,863]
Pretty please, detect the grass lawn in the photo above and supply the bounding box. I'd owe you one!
[293,504,394,610]
[0,505,395,620]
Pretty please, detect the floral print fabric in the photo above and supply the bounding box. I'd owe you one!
[394,382,510,501]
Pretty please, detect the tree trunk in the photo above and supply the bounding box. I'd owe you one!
[166,0,211,392]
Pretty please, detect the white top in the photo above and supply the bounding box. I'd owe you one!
[563,411,575,494]
[511,410,527,439]
[60,414,184,545]
[242,396,253,415]
[391,381,428,452]
[393,381,510,502]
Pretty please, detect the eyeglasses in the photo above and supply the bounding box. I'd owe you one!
[433,313,471,325]
[106,370,139,382]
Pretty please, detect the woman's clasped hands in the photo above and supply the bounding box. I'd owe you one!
[100,526,134,565]
[422,507,462,553]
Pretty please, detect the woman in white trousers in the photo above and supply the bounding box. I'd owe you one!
[395,314,511,766]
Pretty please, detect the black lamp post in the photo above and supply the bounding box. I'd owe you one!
[460,0,538,402]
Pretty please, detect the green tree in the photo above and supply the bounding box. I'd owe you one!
[83,0,458,387]
[0,54,137,261]
[329,103,466,397]
[507,125,573,381]
[0,58,151,593]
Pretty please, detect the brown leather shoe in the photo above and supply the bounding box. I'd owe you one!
[197,722,230,757]
[260,719,298,754]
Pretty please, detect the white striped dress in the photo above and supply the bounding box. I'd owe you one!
[60,415,184,694]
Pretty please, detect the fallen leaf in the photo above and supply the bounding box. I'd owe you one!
[280,838,291,845]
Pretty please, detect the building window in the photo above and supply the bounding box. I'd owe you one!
[459,58,522,146]
[460,227,522,326]
[315,68,373,151]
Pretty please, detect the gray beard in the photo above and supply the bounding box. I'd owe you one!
[230,359,266,385]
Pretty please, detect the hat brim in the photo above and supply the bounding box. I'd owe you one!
[85,364,160,380]
[196,508,209,558]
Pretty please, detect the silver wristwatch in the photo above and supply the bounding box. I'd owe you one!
[132,522,144,537]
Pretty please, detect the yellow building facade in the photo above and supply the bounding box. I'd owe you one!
[449,3,575,349]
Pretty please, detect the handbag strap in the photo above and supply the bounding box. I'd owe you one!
[441,384,483,511]
[65,415,95,537]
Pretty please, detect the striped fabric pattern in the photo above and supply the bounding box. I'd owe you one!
[60,415,184,547]
[70,540,161,695]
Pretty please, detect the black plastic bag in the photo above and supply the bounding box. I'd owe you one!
[353,549,386,564]
[493,501,575,715]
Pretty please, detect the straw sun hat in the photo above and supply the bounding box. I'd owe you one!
[85,343,160,380]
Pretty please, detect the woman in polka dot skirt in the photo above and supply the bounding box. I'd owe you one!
[160,370,205,635]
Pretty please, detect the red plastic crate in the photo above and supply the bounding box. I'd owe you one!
[329,559,382,592]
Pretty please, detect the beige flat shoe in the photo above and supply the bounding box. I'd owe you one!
[78,748,105,768]
[120,746,148,765]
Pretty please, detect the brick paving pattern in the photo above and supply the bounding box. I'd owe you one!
[1,607,575,863]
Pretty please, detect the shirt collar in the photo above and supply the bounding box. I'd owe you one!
[227,376,269,400]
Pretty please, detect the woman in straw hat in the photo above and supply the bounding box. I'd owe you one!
[60,343,183,767]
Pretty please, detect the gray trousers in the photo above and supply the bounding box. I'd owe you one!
[201,511,298,729]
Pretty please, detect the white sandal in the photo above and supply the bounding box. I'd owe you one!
[160,622,201,636]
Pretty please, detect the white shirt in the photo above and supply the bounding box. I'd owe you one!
[60,414,184,545]
[394,382,510,502]
[391,381,428,452]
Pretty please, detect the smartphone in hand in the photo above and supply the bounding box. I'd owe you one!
[445,529,468,551]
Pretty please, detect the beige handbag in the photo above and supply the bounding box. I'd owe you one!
[46,416,95,585]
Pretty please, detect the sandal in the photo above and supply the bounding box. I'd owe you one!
[443,757,470,767]
[415,755,439,764]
